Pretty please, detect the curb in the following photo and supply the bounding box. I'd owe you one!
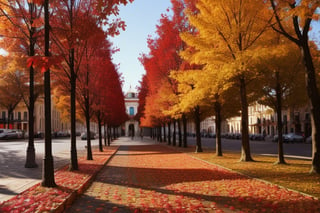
[56,145,120,213]
[163,143,319,201]
[0,144,120,213]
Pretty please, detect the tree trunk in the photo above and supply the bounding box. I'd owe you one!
[69,0,78,171]
[85,69,93,160]
[194,105,202,152]
[239,77,253,161]
[299,44,320,173]
[85,100,93,160]
[159,126,162,142]
[104,124,107,146]
[173,120,176,146]
[98,115,103,152]
[25,7,37,167]
[178,119,182,147]
[182,113,187,148]
[214,98,222,156]
[69,48,78,170]
[275,72,286,164]
[107,126,111,146]
[163,124,167,142]
[41,0,56,187]
[25,64,37,167]
[168,122,171,145]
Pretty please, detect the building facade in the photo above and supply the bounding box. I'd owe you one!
[123,88,140,137]
[186,102,311,138]
[0,97,70,135]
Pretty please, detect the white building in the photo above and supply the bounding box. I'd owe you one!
[191,102,311,137]
[123,87,140,137]
[0,96,70,135]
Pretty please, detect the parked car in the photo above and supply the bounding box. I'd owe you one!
[56,131,70,138]
[0,129,23,139]
[272,133,304,143]
[272,135,278,142]
[283,133,304,143]
[80,131,96,140]
[250,134,265,141]
[34,131,44,138]
[208,133,216,138]
[306,136,312,144]
[201,131,208,137]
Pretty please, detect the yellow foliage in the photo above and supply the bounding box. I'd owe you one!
[172,0,274,118]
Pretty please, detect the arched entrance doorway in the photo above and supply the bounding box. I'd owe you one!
[128,124,135,139]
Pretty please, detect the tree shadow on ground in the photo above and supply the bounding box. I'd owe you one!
[0,149,68,179]
[0,185,16,196]
[66,181,320,213]
[99,166,246,187]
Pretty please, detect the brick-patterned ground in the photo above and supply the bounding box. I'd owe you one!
[66,144,320,213]
[0,146,118,213]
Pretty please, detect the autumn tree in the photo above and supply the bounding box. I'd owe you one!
[99,67,127,144]
[136,75,148,126]
[268,0,320,174]
[256,35,306,164]
[49,0,133,170]
[181,0,272,161]
[76,20,109,159]
[0,0,44,168]
[0,64,22,128]
[139,0,198,146]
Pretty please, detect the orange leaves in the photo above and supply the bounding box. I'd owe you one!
[27,56,62,73]
[27,0,44,5]
[31,18,43,28]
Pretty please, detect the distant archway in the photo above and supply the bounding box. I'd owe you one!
[128,124,135,138]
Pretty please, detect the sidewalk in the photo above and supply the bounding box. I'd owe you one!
[0,139,88,203]
[66,137,320,213]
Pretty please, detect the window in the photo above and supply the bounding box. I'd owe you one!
[305,113,310,121]
[129,107,134,116]
[283,115,287,124]
[2,111,5,119]
[24,112,28,120]
[18,112,21,120]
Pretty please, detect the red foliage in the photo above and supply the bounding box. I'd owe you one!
[138,0,198,126]
[135,75,148,123]
[0,147,119,212]
[27,56,63,73]
[68,144,320,212]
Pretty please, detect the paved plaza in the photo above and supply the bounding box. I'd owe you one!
[65,137,320,212]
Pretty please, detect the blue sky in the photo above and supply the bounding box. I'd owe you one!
[111,1,319,94]
[109,0,172,93]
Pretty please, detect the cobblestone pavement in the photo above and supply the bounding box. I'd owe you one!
[66,137,320,213]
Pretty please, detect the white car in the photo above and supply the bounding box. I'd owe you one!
[0,129,23,139]
[283,133,304,143]
[80,132,96,140]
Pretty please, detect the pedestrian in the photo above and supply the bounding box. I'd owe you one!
[131,129,134,140]
[140,129,143,141]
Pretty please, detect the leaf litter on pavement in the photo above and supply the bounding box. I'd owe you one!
[68,145,320,213]
[0,146,118,213]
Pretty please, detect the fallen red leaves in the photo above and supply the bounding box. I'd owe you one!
[67,144,320,213]
[0,146,118,213]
